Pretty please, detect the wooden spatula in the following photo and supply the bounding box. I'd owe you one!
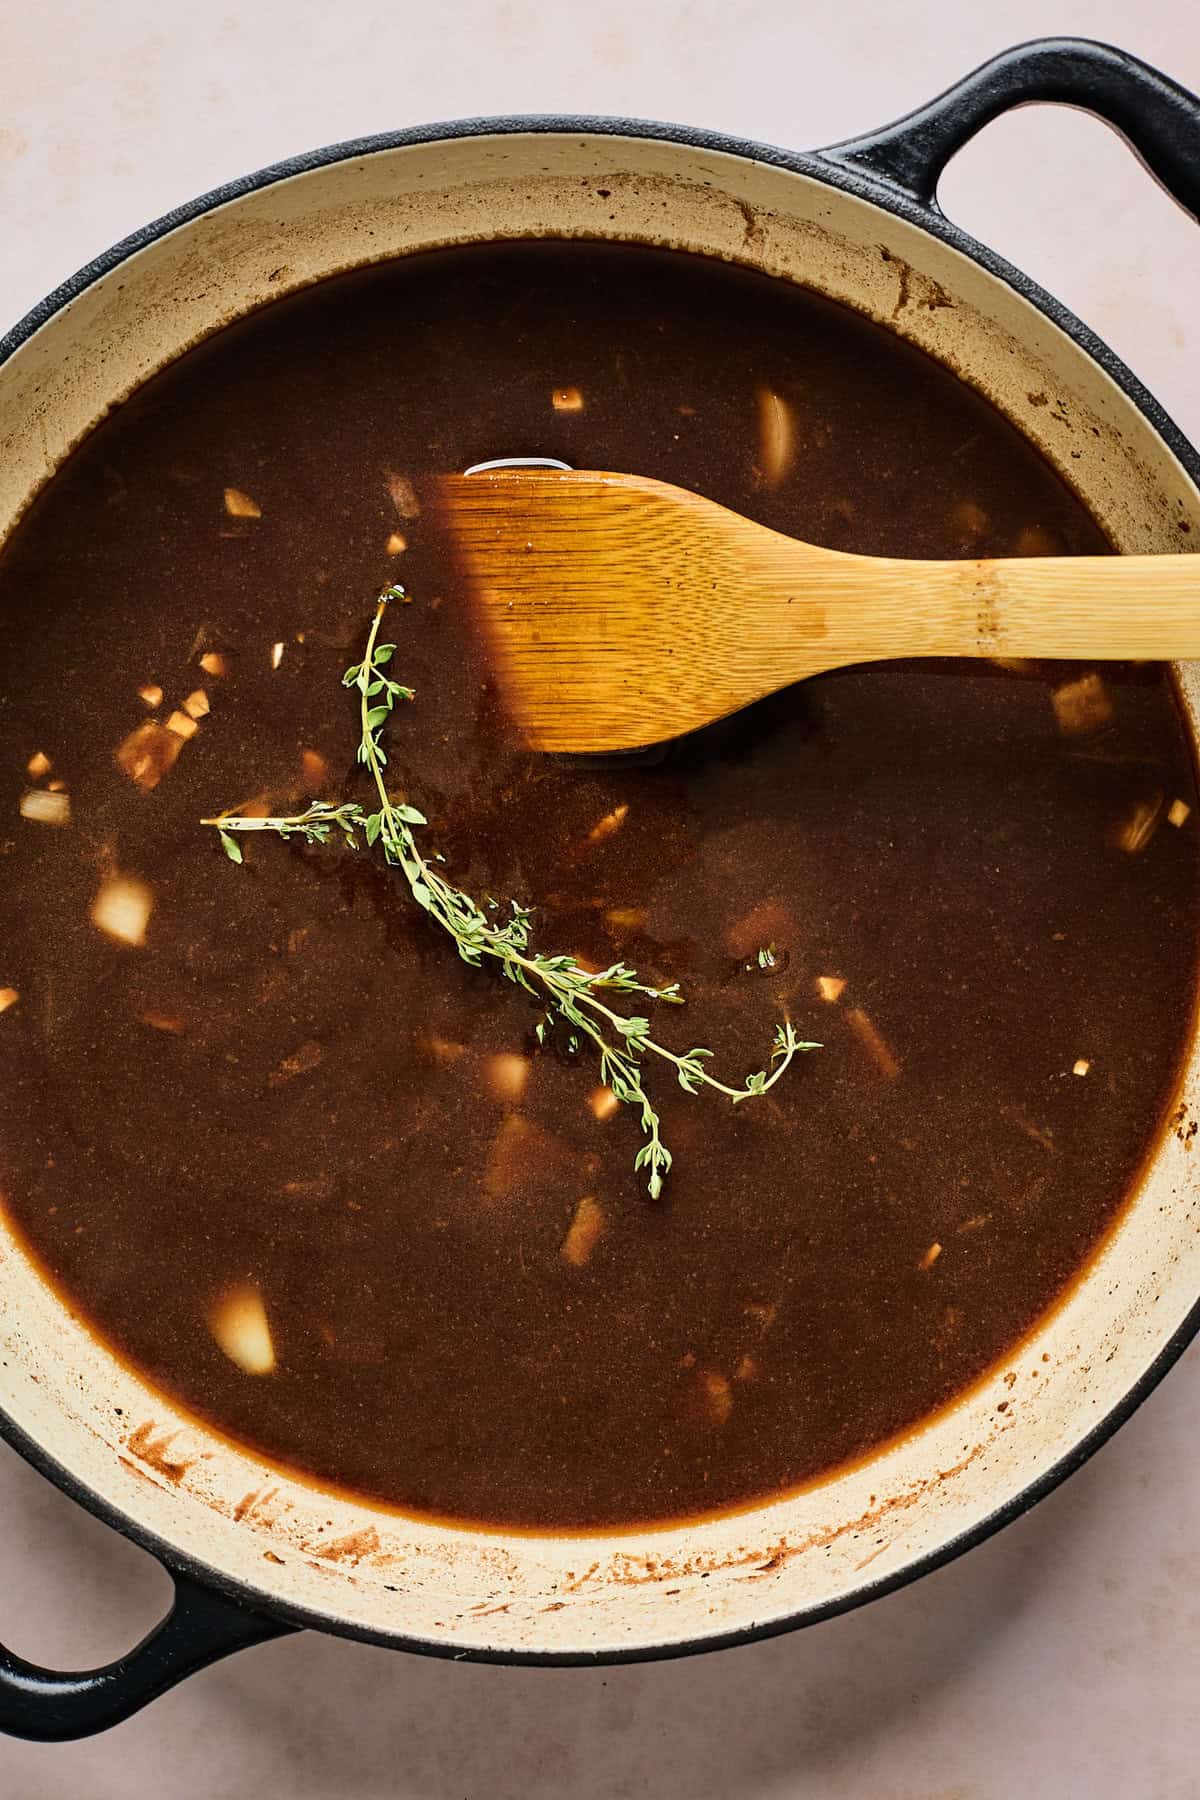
[433,468,1200,754]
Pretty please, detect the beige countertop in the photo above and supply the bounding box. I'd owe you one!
[2,2,1200,1792]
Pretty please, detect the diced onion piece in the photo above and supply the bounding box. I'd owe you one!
[270,641,285,670]
[26,750,51,778]
[138,683,164,708]
[20,789,70,825]
[919,1241,942,1270]
[757,387,796,488]
[484,1114,571,1201]
[1168,798,1191,829]
[198,652,230,678]
[1051,672,1113,738]
[589,1086,619,1121]
[426,1034,467,1064]
[91,875,153,947]
[385,472,420,519]
[485,1114,529,1199]
[140,1011,184,1034]
[47,779,67,793]
[268,1040,324,1087]
[560,1195,605,1268]
[115,721,183,791]
[1114,793,1163,855]
[815,975,846,1004]
[484,1052,530,1104]
[734,1354,759,1382]
[724,897,796,961]
[166,709,199,741]
[949,498,988,539]
[1007,1110,1054,1151]
[300,748,329,791]
[846,1006,901,1079]
[585,803,629,846]
[1073,1059,1090,1077]
[551,387,584,413]
[223,487,261,519]
[605,906,646,931]
[0,988,18,1014]
[209,1285,276,1375]
[1014,523,1063,557]
[182,688,210,720]
[386,533,407,555]
[696,1369,733,1426]
[744,1300,777,1331]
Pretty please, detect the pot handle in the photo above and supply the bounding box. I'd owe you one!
[0,1569,294,1742]
[817,36,1200,222]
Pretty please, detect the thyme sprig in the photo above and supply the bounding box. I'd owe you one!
[202,586,818,1196]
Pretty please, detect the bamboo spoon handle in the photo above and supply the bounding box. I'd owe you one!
[434,469,1200,752]
[842,550,1200,662]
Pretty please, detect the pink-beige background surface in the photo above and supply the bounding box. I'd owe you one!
[2,2,1199,1794]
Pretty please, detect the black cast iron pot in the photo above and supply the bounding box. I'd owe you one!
[2,35,1199,1742]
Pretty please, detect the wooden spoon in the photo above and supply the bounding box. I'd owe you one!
[433,467,1200,753]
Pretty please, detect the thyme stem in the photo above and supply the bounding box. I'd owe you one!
[203,587,818,1195]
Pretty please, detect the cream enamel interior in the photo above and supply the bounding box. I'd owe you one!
[2,131,1199,1658]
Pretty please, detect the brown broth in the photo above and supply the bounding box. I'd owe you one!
[0,241,1196,1530]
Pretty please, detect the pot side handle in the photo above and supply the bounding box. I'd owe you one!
[0,1570,294,1742]
[816,36,1200,222]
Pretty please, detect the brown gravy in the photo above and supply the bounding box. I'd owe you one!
[0,241,1196,1529]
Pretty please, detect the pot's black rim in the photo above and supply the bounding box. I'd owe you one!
[2,110,1200,1669]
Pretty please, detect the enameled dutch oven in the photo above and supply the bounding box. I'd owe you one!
[3,35,1200,1742]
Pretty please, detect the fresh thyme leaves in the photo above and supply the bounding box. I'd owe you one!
[202,586,819,1197]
